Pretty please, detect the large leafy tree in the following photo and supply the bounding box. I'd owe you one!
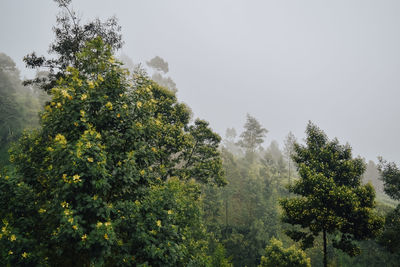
[0,36,224,266]
[280,122,383,267]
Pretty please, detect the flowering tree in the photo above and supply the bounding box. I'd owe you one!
[0,38,224,266]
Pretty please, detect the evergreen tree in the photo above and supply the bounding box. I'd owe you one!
[280,122,383,267]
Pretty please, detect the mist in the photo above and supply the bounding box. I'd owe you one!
[2,0,400,162]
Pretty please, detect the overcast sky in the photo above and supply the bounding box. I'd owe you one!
[2,0,400,162]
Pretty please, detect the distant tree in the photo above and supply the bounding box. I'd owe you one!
[0,53,22,148]
[0,53,45,164]
[23,0,123,92]
[238,114,267,158]
[283,131,296,185]
[147,56,169,73]
[258,238,310,267]
[146,56,177,93]
[363,160,384,195]
[280,122,383,267]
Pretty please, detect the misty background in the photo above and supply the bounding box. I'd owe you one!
[2,0,400,162]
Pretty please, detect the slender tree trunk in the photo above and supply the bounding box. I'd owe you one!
[225,198,228,232]
[323,229,327,267]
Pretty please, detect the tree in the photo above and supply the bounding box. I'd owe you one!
[280,122,383,267]
[283,131,296,185]
[23,0,123,92]
[377,159,400,254]
[258,238,310,267]
[146,56,177,93]
[238,114,267,158]
[0,37,225,266]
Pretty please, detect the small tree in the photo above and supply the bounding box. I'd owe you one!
[258,238,310,267]
[238,114,267,158]
[280,122,383,267]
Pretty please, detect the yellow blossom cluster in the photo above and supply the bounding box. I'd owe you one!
[62,173,82,184]
[105,101,113,110]
[54,134,67,147]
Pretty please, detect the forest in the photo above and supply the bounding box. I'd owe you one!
[1,1,400,266]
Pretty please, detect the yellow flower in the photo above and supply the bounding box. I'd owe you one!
[10,234,16,242]
[122,104,128,109]
[117,161,122,166]
[87,81,94,88]
[57,102,62,108]
[136,101,142,108]
[72,174,81,183]
[87,157,94,163]
[39,208,46,214]
[96,222,103,228]
[140,170,145,175]
[22,252,28,258]
[93,195,98,200]
[74,122,79,127]
[54,134,67,146]
[156,220,162,227]
[97,74,104,82]
[8,250,13,255]
[80,110,85,117]
[117,113,121,118]
[81,234,87,241]
[105,102,113,110]
[167,210,173,215]
[68,218,74,224]
[151,147,157,152]
[105,222,111,227]
[81,94,88,100]
[104,233,109,240]
[72,225,78,230]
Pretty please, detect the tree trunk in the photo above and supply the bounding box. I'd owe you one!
[323,229,327,267]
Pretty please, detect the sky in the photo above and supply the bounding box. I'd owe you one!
[1,0,400,162]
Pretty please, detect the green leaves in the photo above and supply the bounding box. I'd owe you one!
[259,238,311,267]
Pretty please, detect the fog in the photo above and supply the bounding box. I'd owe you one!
[2,0,400,162]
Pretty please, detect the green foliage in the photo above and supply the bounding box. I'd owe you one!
[0,38,224,266]
[280,122,383,265]
[259,238,311,267]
